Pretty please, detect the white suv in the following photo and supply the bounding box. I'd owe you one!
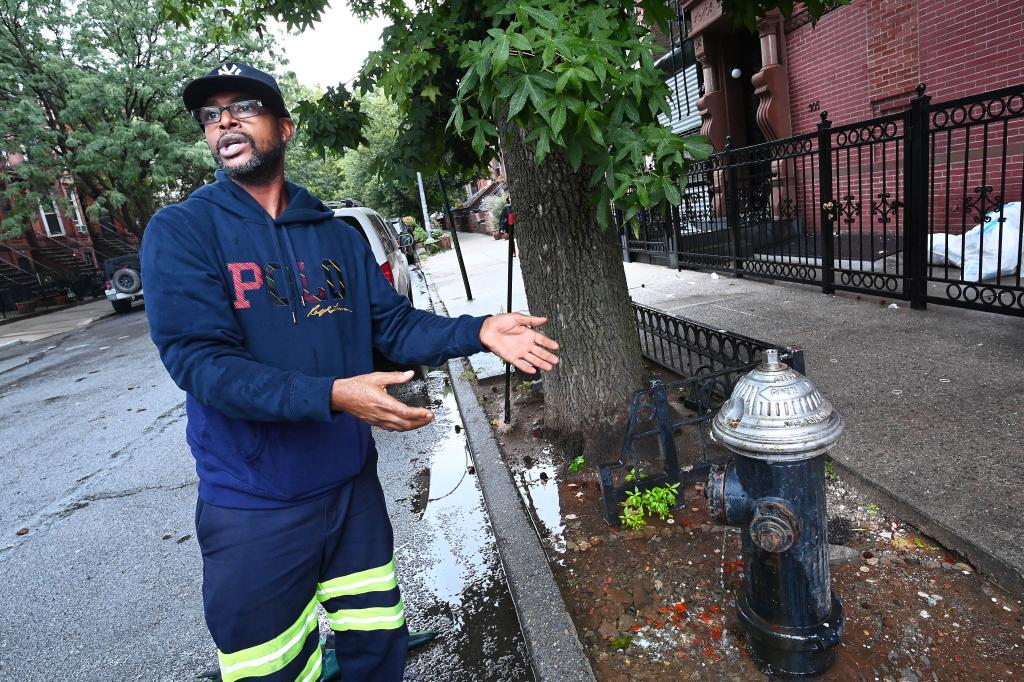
[328,201,413,303]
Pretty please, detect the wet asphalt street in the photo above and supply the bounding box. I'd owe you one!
[0,270,531,681]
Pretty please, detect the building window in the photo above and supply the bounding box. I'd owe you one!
[658,13,703,135]
[39,200,65,236]
[68,191,87,233]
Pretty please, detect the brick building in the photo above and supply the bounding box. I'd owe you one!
[660,0,1024,148]
[0,150,138,307]
[649,0,1024,247]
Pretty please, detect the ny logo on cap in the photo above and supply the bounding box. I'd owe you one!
[217,64,242,76]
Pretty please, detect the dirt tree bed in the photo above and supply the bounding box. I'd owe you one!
[472,368,1024,681]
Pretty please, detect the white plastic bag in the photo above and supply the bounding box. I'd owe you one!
[962,202,1022,282]
[928,232,963,266]
[928,202,1023,281]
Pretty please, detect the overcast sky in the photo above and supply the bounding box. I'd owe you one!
[278,4,389,89]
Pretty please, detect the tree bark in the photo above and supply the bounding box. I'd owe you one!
[500,121,644,439]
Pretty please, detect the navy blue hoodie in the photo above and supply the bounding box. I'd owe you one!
[142,171,486,509]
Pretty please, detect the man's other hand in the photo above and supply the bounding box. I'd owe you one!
[331,371,434,431]
[480,313,560,375]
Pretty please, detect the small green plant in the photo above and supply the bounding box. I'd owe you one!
[568,455,586,473]
[643,482,680,520]
[460,364,478,382]
[513,379,534,402]
[412,225,445,255]
[624,467,648,483]
[865,503,880,515]
[824,459,839,482]
[620,501,647,530]
[609,635,632,651]
[619,482,680,529]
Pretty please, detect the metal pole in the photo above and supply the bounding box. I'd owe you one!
[436,171,472,301]
[906,83,931,310]
[416,172,435,244]
[817,113,836,295]
[503,222,515,424]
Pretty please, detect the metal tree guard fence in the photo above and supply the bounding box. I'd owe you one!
[621,82,1024,317]
[599,302,807,523]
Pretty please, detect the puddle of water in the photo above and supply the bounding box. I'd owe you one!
[392,366,533,681]
[515,449,565,552]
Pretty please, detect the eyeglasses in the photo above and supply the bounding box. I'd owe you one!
[192,99,264,125]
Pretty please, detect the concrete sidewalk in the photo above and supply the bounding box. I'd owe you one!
[423,231,1024,597]
[0,298,115,348]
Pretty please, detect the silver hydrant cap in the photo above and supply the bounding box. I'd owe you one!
[711,349,845,461]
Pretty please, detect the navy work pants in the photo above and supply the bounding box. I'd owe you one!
[195,453,407,681]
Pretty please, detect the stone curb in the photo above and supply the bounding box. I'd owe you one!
[417,266,596,682]
[447,357,596,682]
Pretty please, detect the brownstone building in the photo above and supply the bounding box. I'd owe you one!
[659,0,1024,149]
[0,149,138,308]
[635,0,1024,316]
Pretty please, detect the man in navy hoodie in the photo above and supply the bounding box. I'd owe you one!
[141,63,559,682]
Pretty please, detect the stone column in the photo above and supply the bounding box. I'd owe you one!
[751,12,795,223]
[693,33,729,218]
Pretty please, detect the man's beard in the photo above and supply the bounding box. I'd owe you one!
[213,135,286,185]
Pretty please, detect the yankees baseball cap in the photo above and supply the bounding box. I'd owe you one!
[182,62,291,118]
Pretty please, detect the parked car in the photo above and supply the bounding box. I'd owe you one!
[327,201,414,303]
[103,253,142,314]
[326,200,423,377]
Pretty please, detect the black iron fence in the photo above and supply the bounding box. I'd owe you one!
[622,82,1024,317]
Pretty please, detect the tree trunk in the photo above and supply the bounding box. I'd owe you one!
[500,121,644,439]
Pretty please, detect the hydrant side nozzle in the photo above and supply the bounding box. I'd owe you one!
[749,499,800,553]
[706,461,751,527]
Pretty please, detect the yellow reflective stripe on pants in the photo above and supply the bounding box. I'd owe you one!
[296,645,323,682]
[325,599,406,632]
[316,557,397,600]
[217,595,319,681]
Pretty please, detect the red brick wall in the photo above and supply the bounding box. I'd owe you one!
[919,0,1024,235]
[786,0,1024,135]
[866,0,920,115]
[918,0,1024,104]
[787,1,870,134]
[784,0,1024,238]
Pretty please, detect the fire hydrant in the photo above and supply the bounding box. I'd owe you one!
[707,349,846,678]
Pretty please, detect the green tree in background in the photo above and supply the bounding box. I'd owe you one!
[0,0,268,238]
[281,77,462,220]
[280,76,349,201]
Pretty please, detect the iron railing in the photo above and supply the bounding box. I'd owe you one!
[622,82,1024,317]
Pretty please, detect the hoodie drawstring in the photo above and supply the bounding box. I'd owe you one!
[279,224,307,311]
[266,216,300,325]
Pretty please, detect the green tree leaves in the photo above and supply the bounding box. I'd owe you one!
[161,0,845,231]
[0,0,270,237]
[438,0,711,227]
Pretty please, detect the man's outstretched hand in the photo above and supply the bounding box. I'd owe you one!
[480,313,560,374]
[331,371,433,432]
